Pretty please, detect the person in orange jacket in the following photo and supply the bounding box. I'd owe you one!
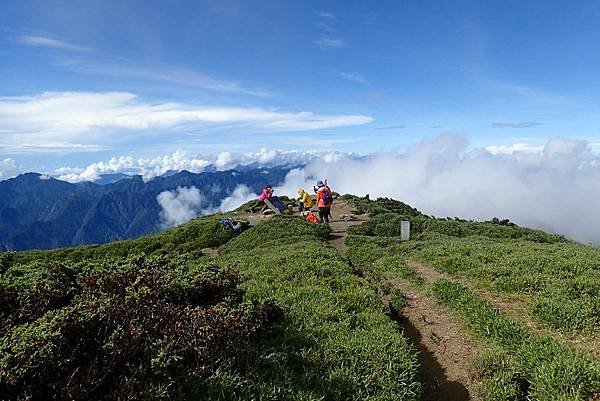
[315,180,333,223]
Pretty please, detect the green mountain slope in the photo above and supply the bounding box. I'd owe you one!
[1,195,599,400]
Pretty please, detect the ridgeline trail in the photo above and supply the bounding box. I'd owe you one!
[326,199,476,401]
[234,198,477,400]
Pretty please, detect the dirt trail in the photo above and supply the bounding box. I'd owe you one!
[325,201,476,400]
[406,258,600,357]
[389,280,476,400]
[325,200,369,256]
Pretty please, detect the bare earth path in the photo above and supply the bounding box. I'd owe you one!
[325,200,369,256]
[228,199,478,399]
[326,200,476,400]
[390,279,476,400]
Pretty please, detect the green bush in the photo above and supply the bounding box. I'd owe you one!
[0,259,279,401]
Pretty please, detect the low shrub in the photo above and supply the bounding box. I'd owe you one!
[0,259,279,401]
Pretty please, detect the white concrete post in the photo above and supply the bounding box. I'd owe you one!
[401,220,410,241]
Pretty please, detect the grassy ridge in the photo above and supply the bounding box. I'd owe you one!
[409,234,600,333]
[192,217,422,400]
[1,212,423,400]
[344,196,600,400]
[10,215,236,265]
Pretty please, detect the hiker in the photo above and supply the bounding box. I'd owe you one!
[314,179,334,220]
[248,184,273,213]
[315,180,333,224]
[297,188,314,211]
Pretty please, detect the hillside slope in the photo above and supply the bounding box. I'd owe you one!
[1,195,599,401]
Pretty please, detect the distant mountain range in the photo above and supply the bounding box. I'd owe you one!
[0,168,292,251]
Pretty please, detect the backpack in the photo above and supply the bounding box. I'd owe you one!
[322,187,333,205]
[221,218,241,233]
[305,213,318,224]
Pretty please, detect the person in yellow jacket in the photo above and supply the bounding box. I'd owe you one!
[297,188,314,211]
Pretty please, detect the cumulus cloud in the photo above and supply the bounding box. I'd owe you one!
[53,147,355,183]
[156,186,203,228]
[214,152,237,171]
[57,151,211,183]
[276,134,600,245]
[0,158,20,180]
[484,143,543,154]
[0,92,373,152]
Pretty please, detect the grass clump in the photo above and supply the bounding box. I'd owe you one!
[413,235,600,333]
[431,279,600,401]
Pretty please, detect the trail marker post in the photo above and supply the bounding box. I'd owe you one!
[401,220,410,241]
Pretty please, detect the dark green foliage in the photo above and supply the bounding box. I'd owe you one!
[0,251,15,273]
[0,259,279,401]
[340,195,421,216]
[348,213,567,244]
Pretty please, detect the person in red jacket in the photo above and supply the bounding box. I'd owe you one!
[315,180,333,223]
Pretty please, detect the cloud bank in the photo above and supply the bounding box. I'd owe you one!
[215,185,257,213]
[156,186,204,229]
[0,159,20,180]
[156,184,257,229]
[276,134,600,245]
[54,148,349,182]
[0,92,373,152]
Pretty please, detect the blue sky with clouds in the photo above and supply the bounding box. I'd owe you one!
[2,0,600,175]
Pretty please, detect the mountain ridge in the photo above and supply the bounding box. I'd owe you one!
[0,167,293,251]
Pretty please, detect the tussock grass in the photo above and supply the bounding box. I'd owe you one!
[431,280,600,401]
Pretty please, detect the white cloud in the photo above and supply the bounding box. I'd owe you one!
[277,134,600,245]
[214,152,237,171]
[314,37,347,48]
[0,158,20,180]
[217,185,257,212]
[484,143,543,154]
[317,11,336,19]
[57,150,211,182]
[156,186,203,228]
[341,72,370,85]
[0,92,373,152]
[16,35,92,52]
[52,147,356,183]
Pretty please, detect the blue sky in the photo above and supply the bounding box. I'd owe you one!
[2,0,600,176]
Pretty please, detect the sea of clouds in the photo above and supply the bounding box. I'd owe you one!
[275,134,600,245]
